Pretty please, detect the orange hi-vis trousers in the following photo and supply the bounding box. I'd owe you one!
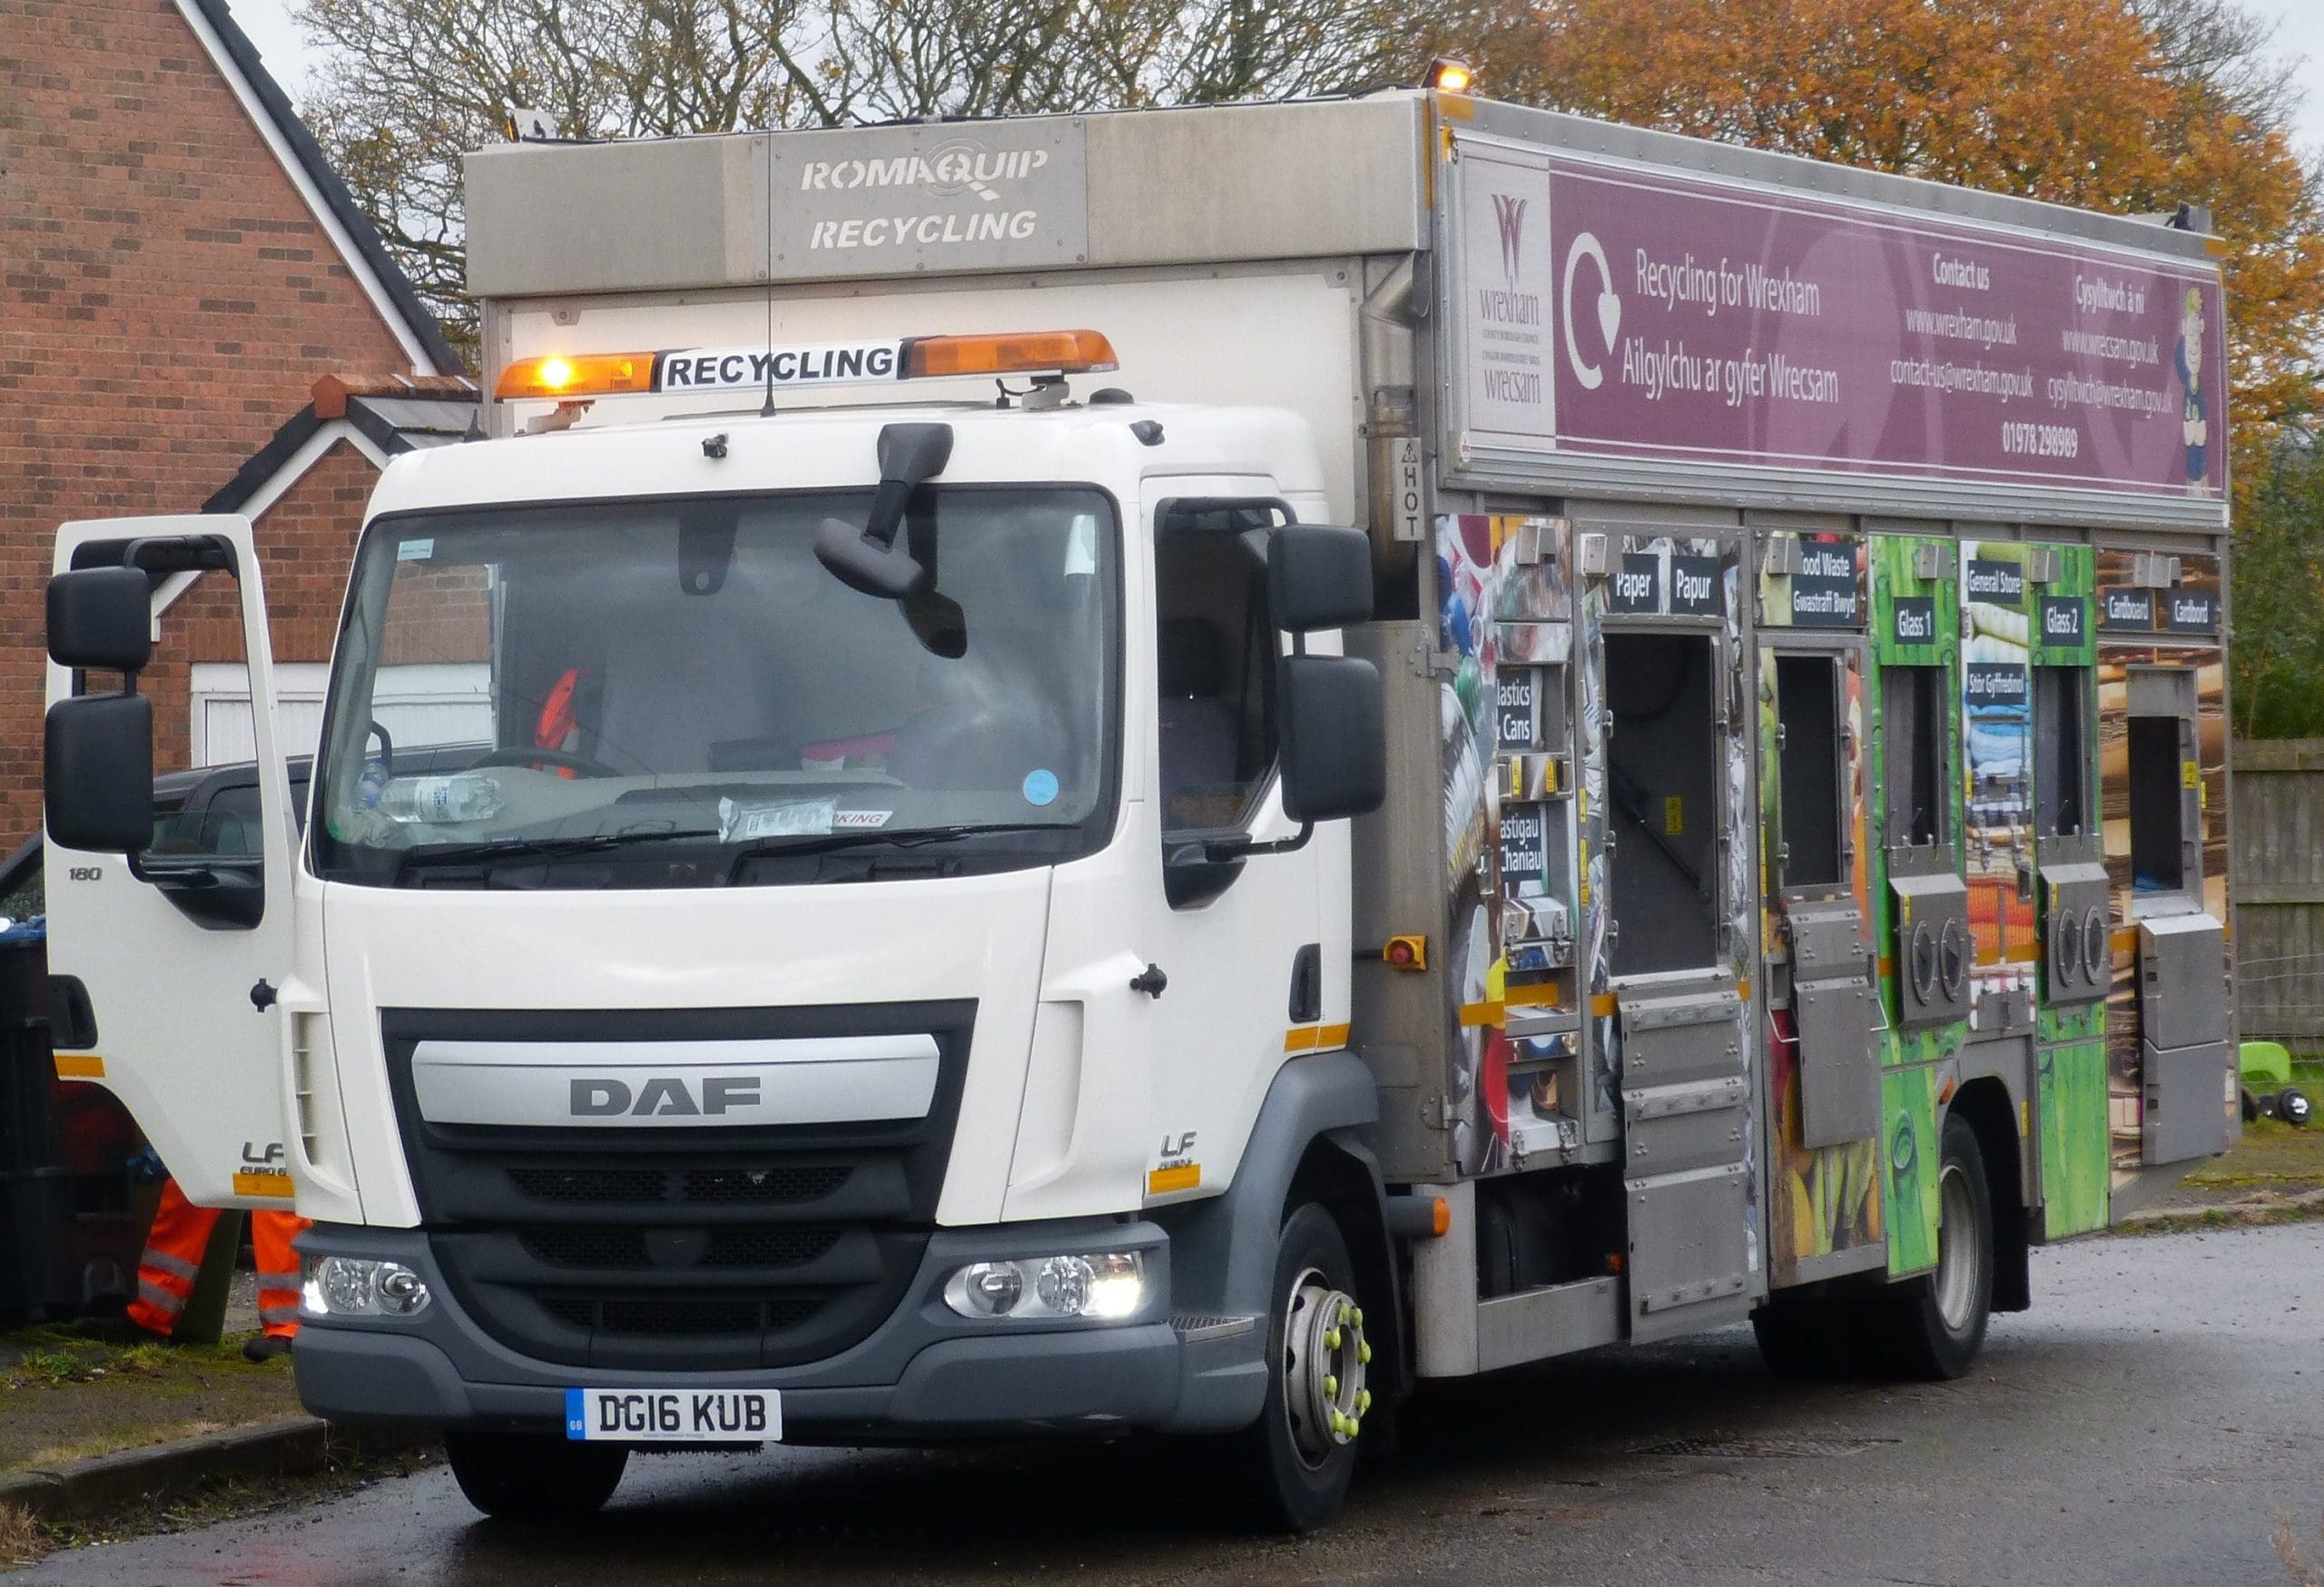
[127,1178,311,1340]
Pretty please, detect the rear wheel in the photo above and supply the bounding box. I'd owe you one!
[444,1431,628,1521]
[1232,1201,1373,1533]
[1870,1113,1994,1379]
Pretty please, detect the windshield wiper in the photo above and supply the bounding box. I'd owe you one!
[393,829,720,881]
[723,822,1066,881]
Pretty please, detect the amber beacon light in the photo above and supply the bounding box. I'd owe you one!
[1427,56,1474,95]
[495,352,651,399]
[901,330,1118,380]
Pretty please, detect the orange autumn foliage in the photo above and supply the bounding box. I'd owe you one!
[1479,0,2324,470]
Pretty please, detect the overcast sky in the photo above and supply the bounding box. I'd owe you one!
[223,0,2324,159]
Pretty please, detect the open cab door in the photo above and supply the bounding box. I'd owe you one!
[44,516,301,1209]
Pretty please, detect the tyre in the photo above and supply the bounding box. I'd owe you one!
[2280,1088,2313,1129]
[2240,1086,2261,1125]
[1232,1201,1374,1533]
[444,1431,628,1521]
[1869,1113,1994,1380]
[1750,1291,1865,1379]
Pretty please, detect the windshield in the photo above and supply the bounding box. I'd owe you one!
[312,487,1118,887]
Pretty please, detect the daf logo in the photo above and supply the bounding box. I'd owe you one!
[571,1076,763,1118]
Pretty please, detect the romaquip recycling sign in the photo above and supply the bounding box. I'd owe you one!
[1452,136,2229,509]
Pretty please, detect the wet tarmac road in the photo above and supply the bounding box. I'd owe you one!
[25,1222,2324,1586]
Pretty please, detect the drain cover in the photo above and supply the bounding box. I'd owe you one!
[1629,1434,1901,1460]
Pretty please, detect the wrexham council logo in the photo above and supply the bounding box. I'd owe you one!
[1492,192,1528,291]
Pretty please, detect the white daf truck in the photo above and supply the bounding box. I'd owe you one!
[44,90,2236,1530]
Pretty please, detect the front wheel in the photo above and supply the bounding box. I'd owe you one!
[1232,1202,1374,1533]
[1872,1112,1994,1379]
[444,1431,628,1521]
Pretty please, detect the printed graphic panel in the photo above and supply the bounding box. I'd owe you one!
[1435,514,1581,1173]
[2039,1040,2111,1238]
[1761,640,1884,1278]
[1882,1064,1942,1276]
[1866,536,1965,1070]
[1959,541,2035,1025]
[2093,547,2228,1177]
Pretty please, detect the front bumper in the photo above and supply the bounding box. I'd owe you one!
[293,1220,1265,1440]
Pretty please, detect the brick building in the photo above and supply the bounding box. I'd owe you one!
[0,0,460,839]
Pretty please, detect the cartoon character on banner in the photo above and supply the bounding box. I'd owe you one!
[2173,288,2208,488]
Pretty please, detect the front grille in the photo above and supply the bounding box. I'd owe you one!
[383,1002,973,1373]
[507,1167,666,1204]
[684,1166,852,1203]
[540,1291,829,1336]
[506,1163,852,1208]
[520,1225,842,1271]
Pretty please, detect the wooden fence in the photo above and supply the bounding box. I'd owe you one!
[2231,738,2324,1042]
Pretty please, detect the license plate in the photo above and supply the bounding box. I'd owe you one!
[565,1387,781,1443]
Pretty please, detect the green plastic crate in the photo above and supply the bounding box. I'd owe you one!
[2240,1040,2293,1089]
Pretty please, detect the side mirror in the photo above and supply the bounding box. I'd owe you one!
[45,693,154,853]
[47,566,151,671]
[1278,654,1384,823]
[1267,525,1373,633]
[814,421,954,598]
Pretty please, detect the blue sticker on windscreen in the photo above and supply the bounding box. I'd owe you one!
[1022,769,1059,807]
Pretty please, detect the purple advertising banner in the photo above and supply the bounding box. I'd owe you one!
[1455,141,2228,502]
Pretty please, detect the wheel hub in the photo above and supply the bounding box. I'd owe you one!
[1282,1269,1370,1467]
[1933,1161,1981,1334]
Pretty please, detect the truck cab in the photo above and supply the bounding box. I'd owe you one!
[42,352,1393,1529]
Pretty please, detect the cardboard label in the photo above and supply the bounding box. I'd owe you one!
[2099,587,2155,631]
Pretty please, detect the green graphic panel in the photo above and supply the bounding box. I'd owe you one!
[1867,535,1964,1070]
[1882,1064,1941,1276]
[2040,1041,2110,1239]
[2027,544,2094,667]
[2040,1001,2104,1045]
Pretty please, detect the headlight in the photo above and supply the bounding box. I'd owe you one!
[943,1251,1145,1321]
[301,1257,433,1318]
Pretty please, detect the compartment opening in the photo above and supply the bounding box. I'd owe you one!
[2034,666,2088,838]
[1605,630,1718,974]
[1881,664,1947,849]
[1774,654,1843,889]
[2127,714,2187,892]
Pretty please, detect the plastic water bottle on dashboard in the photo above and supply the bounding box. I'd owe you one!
[378,774,504,824]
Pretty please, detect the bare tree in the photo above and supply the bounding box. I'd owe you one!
[2130,0,2307,143]
[295,0,1426,356]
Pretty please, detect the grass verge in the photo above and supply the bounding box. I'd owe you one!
[0,1326,299,1479]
